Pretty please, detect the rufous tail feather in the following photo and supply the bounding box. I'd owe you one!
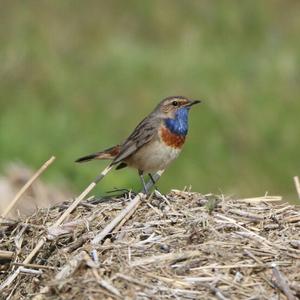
[75,145,121,163]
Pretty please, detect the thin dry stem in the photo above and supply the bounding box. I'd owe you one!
[293,176,300,200]
[2,156,56,218]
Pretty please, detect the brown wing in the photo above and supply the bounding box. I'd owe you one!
[112,114,161,165]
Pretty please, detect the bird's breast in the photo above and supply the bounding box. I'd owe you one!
[159,126,186,148]
[124,126,184,172]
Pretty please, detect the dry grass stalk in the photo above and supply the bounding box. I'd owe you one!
[236,195,282,203]
[91,192,146,245]
[293,176,300,200]
[272,263,297,300]
[11,262,56,270]
[55,251,90,284]
[91,170,164,245]
[1,156,56,218]
[92,268,121,297]
[0,250,15,261]
[51,164,113,228]
[130,250,201,267]
[19,267,43,275]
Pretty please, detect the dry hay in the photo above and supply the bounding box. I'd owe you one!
[1,190,300,300]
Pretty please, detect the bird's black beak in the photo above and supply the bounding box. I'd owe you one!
[187,99,202,107]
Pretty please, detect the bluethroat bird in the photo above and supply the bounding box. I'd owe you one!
[75,96,201,193]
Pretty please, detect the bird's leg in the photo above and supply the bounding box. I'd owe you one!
[148,172,160,191]
[148,173,156,185]
[138,170,148,194]
[149,173,162,194]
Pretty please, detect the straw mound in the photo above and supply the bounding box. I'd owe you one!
[1,190,300,300]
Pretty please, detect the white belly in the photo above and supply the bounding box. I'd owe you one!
[125,140,182,173]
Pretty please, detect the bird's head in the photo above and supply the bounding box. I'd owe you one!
[156,96,201,119]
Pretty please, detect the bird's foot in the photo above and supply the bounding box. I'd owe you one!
[106,188,137,199]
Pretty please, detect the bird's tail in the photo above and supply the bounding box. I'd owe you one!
[75,145,121,163]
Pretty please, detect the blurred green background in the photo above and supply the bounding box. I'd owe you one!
[1,1,299,200]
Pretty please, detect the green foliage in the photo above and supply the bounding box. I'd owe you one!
[1,1,300,199]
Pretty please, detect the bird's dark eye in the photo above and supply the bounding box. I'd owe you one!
[172,100,178,106]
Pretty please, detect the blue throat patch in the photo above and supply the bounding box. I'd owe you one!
[164,107,189,136]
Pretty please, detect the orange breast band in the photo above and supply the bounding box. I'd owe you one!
[160,126,186,148]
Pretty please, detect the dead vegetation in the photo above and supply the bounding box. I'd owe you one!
[0,159,69,218]
[1,188,300,299]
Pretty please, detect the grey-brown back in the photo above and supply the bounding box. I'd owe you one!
[112,113,162,164]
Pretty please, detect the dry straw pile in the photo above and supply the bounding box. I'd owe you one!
[1,187,300,299]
